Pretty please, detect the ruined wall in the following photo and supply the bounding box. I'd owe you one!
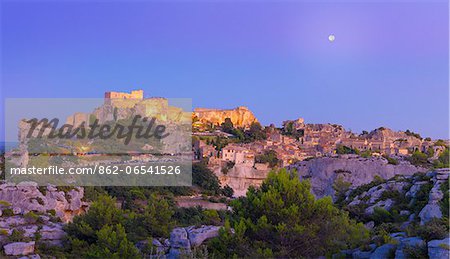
[104,90,144,100]
[194,106,258,128]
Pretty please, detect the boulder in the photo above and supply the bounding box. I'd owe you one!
[419,204,442,225]
[169,227,190,249]
[186,225,220,247]
[18,255,41,259]
[395,237,424,259]
[428,237,450,259]
[364,221,375,230]
[365,199,394,214]
[4,241,35,256]
[352,249,372,258]
[370,244,396,259]
[40,224,65,240]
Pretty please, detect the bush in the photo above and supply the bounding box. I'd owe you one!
[203,210,221,225]
[403,244,428,259]
[255,150,279,168]
[372,207,393,224]
[193,162,221,194]
[24,211,40,223]
[336,145,359,155]
[2,208,14,217]
[417,218,449,242]
[383,155,399,165]
[407,151,429,167]
[0,200,11,207]
[8,229,29,242]
[221,185,234,198]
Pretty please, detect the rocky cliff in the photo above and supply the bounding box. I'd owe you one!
[194,106,258,128]
[0,182,88,223]
[334,169,449,259]
[213,163,270,197]
[0,182,89,257]
[289,155,427,199]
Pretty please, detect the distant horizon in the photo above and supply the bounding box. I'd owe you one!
[2,1,449,139]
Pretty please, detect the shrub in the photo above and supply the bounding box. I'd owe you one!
[221,161,235,174]
[0,229,9,235]
[2,208,14,217]
[383,155,399,165]
[24,211,40,223]
[255,150,279,168]
[417,218,449,242]
[221,185,234,198]
[336,145,359,155]
[407,151,429,167]
[8,229,29,242]
[193,162,221,194]
[403,244,428,259]
[47,209,56,216]
[203,210,221,225]
[0,200,11,207]
[371,207,393,224]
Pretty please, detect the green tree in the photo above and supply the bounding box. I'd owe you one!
[434,148,449,168]
[221,118,234,134]
[336,145,359,155]
[247,122,266,141]
[209,169,369,258]
[66,195,125,243]
[408,151,429,166]
[126,194,175,240]
[86,224,141,259]
[193,162,221,194]
[255,150,279,168]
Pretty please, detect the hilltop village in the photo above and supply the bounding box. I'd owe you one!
[1,90,449,258]
[191,92,448,195]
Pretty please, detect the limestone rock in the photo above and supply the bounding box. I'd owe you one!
[395,237,424,259]
[40,224,65,240]
[186,225,220,247]
[4,241,35,256]
[365,199,394,215]
[169,227,190,249]
[419,204,442,225]
[428,237,450,259]
[352,250,372,258]
[18,255,41,259]
[289,157,426,199]
[0,183,88,223]
[370,244,396,259]
[194,106,258,128]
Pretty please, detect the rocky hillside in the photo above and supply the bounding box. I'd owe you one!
[0,183,88,258]
[289,155,427,199]
[334,169,449,259]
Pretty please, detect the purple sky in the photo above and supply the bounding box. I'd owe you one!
[1,0,449,139]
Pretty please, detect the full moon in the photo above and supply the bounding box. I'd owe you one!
[328,34,335,42]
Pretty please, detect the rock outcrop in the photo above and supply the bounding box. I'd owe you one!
[140,225,222,258]
[214,164,270,197]
[194,106,258,128]
[428,237,450,259]
[0,182,88,223]
[289,156,427,199]
[341,169,448,228]
[4,241,35,256]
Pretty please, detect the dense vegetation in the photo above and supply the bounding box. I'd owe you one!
[207,169,369,258]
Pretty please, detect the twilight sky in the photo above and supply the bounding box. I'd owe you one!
[1,0,449,140]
